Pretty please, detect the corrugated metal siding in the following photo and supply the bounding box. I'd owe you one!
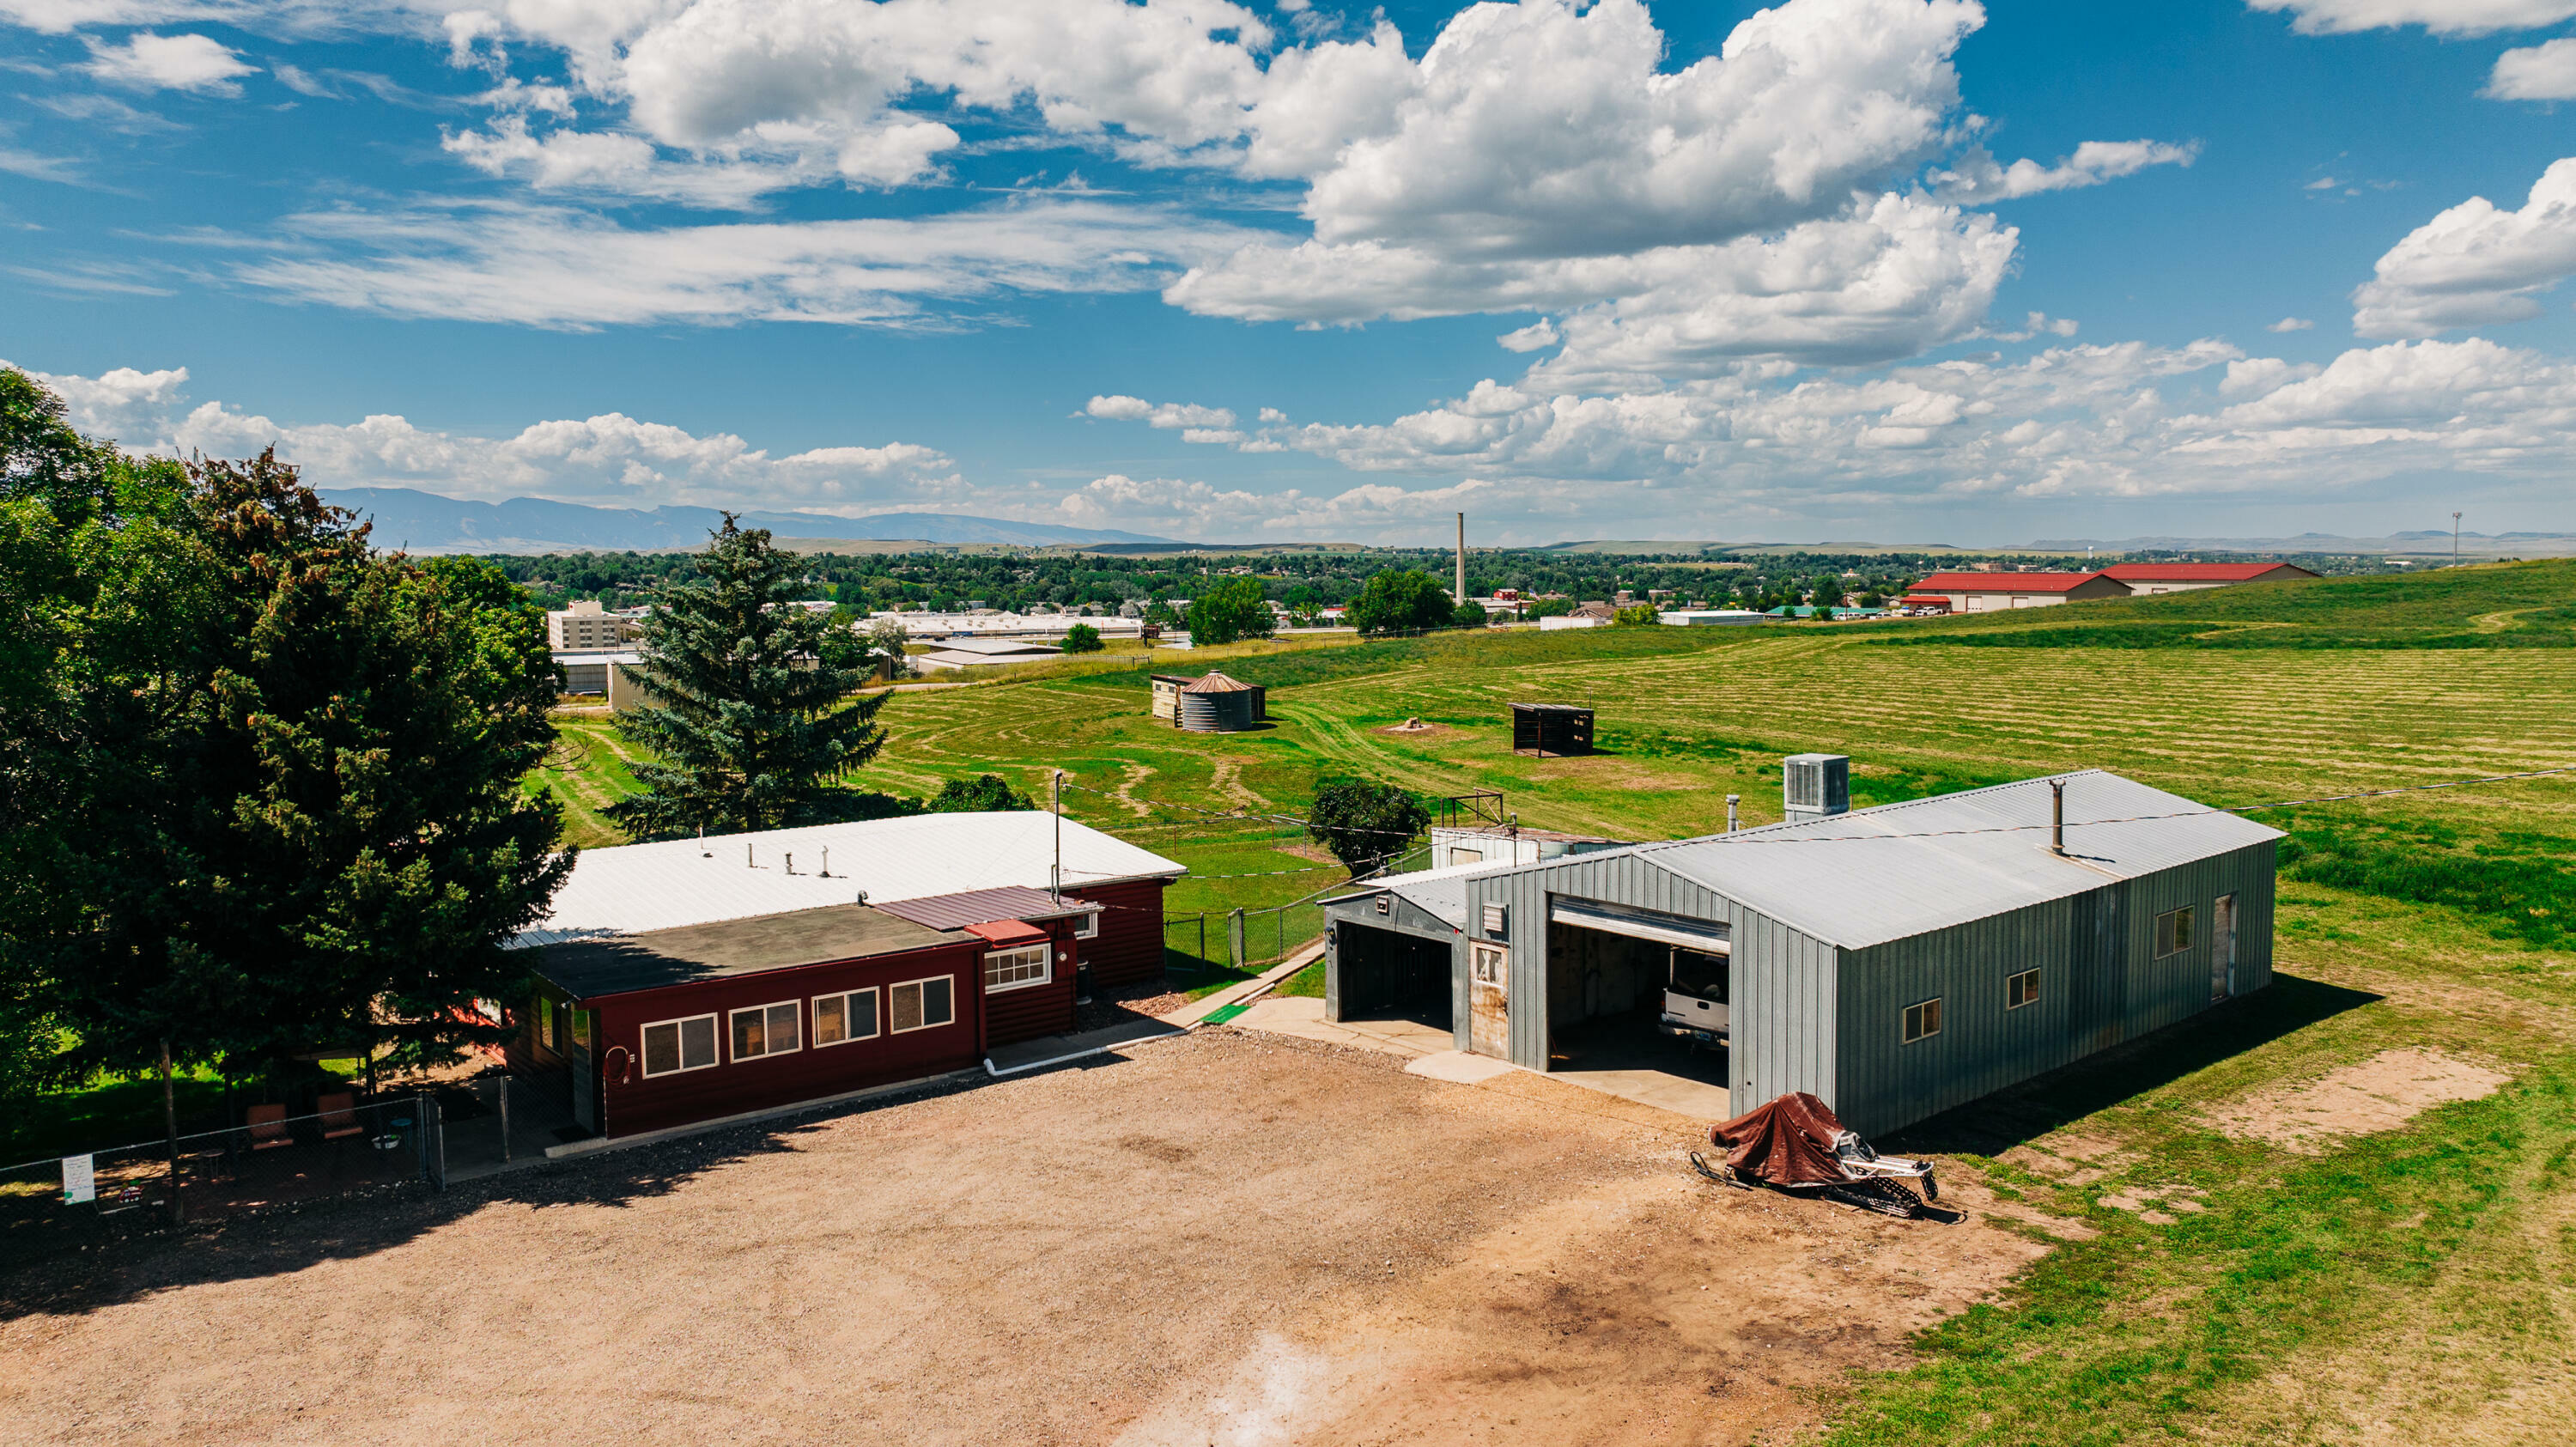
[1462,852,1836,1082]
[1830,840,2281,1137]
[1322,897,1462,1022]
[1066,879,1169,988]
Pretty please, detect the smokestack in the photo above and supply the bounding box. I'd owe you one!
[2050,779,2066,856]
[1455,512,1467,606]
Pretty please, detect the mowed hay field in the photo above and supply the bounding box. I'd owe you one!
[523,563,2576,1441]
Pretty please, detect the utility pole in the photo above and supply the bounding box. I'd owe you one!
[1051,769,1063,907]
[1455,512,1467,606]
[2453,511,2463,567]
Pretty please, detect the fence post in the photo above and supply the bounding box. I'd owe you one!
[499,1075,512,1164]
[1229,909,1246,972]
[1198,915,1206,971]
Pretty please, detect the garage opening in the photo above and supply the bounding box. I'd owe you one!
[1544,900,1733,1117]
[1332,920,1454,1031]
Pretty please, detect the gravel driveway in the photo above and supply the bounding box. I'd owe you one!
[0,1031,2043,1445]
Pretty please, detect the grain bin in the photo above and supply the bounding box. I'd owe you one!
[1178,671,1260,732]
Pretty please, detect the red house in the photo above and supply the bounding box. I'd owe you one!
[507,812,1185,1139]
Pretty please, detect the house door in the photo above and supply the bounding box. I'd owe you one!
[1469,943,1510,1059]
[2211,895,2237,1001]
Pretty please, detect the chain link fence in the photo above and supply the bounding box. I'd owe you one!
[1163,895,1329,976]
[0,1096,440,1271]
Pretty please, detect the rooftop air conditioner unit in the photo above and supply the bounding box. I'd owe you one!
[1783,754,1850,823]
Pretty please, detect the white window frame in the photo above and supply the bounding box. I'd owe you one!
[640,1012,720,1079]
[1471,942,1509,994]
[890,976,956,1035]
[2006,969,2040,1011]
[728,1000,803,1061]
[811,988,881,1048]
[1903,997,1943,1044]
[1072,909,1099,940]
[2155,906,2196,958]
[983,944,1053,994]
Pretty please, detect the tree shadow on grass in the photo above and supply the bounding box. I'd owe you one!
[1885,972,2383,1158]
[0,1071,986,1319]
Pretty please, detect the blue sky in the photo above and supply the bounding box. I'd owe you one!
[6,0,2576,545]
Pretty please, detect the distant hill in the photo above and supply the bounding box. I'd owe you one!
[2022,532,2576,558]
[323,488,1185,553]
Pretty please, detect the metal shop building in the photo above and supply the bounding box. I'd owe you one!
[1321,769,2278,1135]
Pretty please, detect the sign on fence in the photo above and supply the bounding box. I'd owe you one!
[61,1153,94,1205]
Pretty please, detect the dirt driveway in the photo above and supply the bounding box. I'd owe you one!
[0,1032,2046,1445]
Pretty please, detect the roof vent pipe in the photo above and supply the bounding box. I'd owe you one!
[2050,779,2067,856]
[1726,794,1740,833]
[820,846,829,879]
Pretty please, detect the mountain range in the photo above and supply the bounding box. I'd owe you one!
[322,488,1185,553]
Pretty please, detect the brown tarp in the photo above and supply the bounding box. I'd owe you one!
[1710,1091,1853,1187]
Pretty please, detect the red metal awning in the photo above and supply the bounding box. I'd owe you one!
[965,919,1048,946]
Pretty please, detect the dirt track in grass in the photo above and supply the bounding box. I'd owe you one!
[0,1031,2045,1446]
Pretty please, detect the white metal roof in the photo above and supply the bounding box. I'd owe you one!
[515,811,1185,947]
[1631,770,2281,950]
[1323,857,1511,929]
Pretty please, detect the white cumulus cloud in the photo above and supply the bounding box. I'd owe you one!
[1928,140,2199,204]
[1083,395,1236,429]
[82,31,257,93]
[2245,0,2576,36]
[11,358,963,514]
[2353,157,2576,337]
[2488,38,2576,100]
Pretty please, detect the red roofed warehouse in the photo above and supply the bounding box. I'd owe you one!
[1911,570,2132,612]
[2100,562,2322,595]
[504,812,1185,1139]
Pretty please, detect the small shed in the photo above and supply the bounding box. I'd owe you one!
[1177,672,1261,732]
[1510,702,1595,757]
[1150,673,1194,721]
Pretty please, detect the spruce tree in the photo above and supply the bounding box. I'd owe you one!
[611,517,884,836]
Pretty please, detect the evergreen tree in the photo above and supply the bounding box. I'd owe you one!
[611,516,884,836]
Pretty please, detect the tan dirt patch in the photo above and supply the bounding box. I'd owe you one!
[2202,1048,2513,1153]
[1376,720,1455,739]
[0,1032,2046,1447]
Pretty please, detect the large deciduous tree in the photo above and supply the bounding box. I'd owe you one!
[2,375,571,1086]
[1186,578,1275,647]
[611,516,884,837]
[1347,569,1454,636]
[1306,779,1431,879]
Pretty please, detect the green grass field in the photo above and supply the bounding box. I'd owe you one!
[526,562,2576,1438]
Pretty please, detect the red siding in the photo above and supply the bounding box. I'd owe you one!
[1066,879,1170,988]
[587,939,987,1138]
[980,918,1081,1049]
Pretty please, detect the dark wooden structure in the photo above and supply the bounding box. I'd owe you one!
[1510,702,1595,757]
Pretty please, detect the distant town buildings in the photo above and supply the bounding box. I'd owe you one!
[548,599,641,650]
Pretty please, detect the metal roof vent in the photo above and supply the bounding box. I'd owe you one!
[1783,754,1850,823]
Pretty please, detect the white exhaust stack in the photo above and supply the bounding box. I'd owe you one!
[1455,512,1467,606]
[1783,754,1850,823]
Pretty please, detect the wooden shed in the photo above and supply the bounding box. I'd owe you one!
[1510,702,1594,757]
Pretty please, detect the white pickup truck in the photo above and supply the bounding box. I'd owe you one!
[1658,945,1728,1047]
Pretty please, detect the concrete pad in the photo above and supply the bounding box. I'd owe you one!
[1227,997,1455,1059]
[1159,940,1327,1026]
[1548,1067,1733,1122]
[1404,1050,1519,1086]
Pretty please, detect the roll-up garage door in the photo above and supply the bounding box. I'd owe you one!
[1547,898,1731,953]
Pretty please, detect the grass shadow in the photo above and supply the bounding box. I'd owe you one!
[1885,972,2382,1158]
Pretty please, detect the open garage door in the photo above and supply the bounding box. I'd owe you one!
[1332,921,1455,1029]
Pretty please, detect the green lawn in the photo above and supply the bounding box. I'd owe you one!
[513,564,2576,1434]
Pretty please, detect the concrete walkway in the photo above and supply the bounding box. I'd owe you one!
[984,1018,1182,1076]
[1227,996,1455,1057]
[1158,939,1326,1027]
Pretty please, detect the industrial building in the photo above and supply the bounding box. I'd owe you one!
[2100,562,2322,593]
[508,812,1185,1138]
[1321,764,2276,1135]
[548,599,641,650]
[1910,570,2133,611]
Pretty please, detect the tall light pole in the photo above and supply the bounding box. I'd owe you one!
[2453,511,2463,567]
